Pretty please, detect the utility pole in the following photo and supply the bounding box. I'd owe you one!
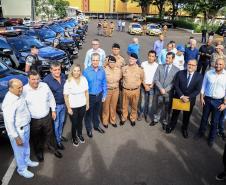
[31,0,35,21]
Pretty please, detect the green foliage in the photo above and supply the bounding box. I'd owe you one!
[55,0,69,18]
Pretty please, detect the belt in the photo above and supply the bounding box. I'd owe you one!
[123,87,139,91]
[108,87,118,90]
[90,92,102,96]
[206,96,224,100]
[20,124,29,130]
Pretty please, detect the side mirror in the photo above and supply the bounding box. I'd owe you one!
[3,49,13,55]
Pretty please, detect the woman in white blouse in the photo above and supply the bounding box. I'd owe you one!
[64,64,89,147]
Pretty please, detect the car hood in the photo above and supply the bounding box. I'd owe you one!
[148,28,161,32]
[44,38,74,44]
[39,46,66,60]
[0,71,28,102]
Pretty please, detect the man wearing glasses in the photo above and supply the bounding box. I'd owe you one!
[84,39,106,69]
[165,59,203,138]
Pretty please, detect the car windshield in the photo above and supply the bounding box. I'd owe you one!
[8,37,45,52]
[49,25,64,33]
[39,29,56,39]
[132,24,141,28]
[148,25,159,29]
[0,62,8,72]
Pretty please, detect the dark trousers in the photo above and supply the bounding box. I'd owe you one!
[30,113,56,154]
[197,60,210,76]
[202,36,206,43]
[69,105,86,139]
[169,105,194,130]
[218,110,226,134]
[84,93,102,132]
[198,96,224,142]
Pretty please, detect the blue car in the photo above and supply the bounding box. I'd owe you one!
[6,35,71,76]
[31,27,79,60]
[0,61,28,135]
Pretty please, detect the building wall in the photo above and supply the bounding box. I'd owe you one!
[89,0,110,13]
[69,0,82,10]
[2,0,31,18]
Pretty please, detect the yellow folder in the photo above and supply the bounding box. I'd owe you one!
[172,98,190,111]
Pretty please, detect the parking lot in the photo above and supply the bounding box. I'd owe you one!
[1,20,225,185]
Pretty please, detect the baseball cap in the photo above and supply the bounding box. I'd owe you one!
[176,44,185,52]
[108,55,116,63]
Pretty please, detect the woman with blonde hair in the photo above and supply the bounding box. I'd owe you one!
[64,64,89,147]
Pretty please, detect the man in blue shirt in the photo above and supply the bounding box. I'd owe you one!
[153,34,164,57]
[83,53,107,138]
[127,37,141,65]
[184,39,199,68]
[158,42,173,65]
[43,62,67,150]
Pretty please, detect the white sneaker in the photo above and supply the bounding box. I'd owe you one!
[18,169,34,178]
[27,161,39,167]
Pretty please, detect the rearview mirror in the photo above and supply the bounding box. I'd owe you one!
[3,49,13,55]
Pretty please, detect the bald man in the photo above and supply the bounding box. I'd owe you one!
[2,79,39,178]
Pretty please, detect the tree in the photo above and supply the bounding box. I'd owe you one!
[35,0,69,20]
[168,0,186,20]
[55,0,69,18]
[183,0,226,26]
[152,0,167,19]
[121,0,154,16]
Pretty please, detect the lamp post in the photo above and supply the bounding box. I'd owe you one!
[31,0,35,21]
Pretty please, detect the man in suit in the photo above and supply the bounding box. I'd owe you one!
[165,59,203,138]
[151,52,180,129]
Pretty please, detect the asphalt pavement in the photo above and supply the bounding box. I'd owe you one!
[1,20,225,185]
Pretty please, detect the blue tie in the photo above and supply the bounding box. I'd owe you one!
[187,73,191,87]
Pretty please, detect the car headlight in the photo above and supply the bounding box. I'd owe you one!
[41,60,50,65]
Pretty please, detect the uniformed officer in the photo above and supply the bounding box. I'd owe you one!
[25,45,41,73]
[102,20,108,37]
[102,55,122,128]
[142,24,147,36]
[108,21,115,37]
[120,53,144,126]
[53,32,61,48]
[64,27,70,38]
[104,43,125,115]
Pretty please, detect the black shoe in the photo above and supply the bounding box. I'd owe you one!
[103,125,108,128]
[120,120,125,126]
[149,121,157,126]
[36,152,44,162]
[137,115,143,121]
[78,135,85,144]
[57,143,65,150]
[112,124,117,128]
[182,129,189,138]
[131,121,136,127]
[165,126,173,134]
[94,127,105,134]
[87,131,93,138]
[54,150,63,158]
[72,137,79,146]
[218,132,226,141]
[208,140,214,148]
[216,172,226,181]
[61,136,68,142]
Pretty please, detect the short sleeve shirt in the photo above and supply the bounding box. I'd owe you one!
[64,76,88,108]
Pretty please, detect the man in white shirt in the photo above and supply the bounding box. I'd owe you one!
[138,50,158,123]
[2,79,39,178]
[173,45,185,70]
[84,39,106,68]
[23,70,62,161]
[197,58,226,147]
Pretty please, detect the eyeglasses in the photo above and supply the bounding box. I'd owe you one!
[187,64,197,66]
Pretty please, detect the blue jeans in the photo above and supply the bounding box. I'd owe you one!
[54,104,66,144]
[139,87,154,119]
[9,124,30,173]
[85,93,102,132]
[198,97,224,142]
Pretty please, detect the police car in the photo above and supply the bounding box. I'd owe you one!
[0,61,28,135]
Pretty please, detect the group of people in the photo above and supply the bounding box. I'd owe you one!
[97,19,115,37]
[2,31,226,181]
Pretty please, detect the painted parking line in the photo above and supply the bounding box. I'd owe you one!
[2,159,16,185]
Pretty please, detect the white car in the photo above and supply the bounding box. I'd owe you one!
[146,23,162,36]
[128,23,143,35]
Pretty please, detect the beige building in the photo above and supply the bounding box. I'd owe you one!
[1,0,31,18]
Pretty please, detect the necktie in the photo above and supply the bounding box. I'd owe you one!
[187,73,191,87]
[164,65,169,81]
